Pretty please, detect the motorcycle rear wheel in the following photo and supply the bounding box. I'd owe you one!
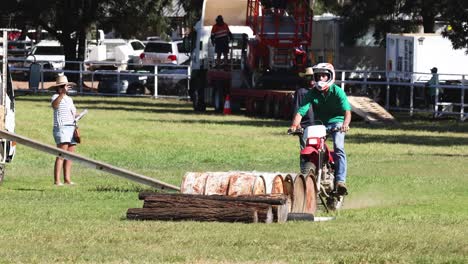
[326,195,345,211]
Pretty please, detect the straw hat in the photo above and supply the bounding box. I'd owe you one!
[298,67,314,77]
[52,74,76,88]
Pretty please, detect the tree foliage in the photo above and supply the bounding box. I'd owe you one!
[0,0,172,63]
[440,0,468,52]
[335,0,468,52]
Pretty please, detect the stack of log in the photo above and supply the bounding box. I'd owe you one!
[127,192,290,223]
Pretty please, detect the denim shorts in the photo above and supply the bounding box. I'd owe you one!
[53,125,77,145]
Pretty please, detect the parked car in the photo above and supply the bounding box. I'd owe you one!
[95,70,148,94]
[143,66,189,96]
[23,40,65,80]
[24,40,65,70]
[140,40,189,65]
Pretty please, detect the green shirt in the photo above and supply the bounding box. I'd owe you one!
[427,74,439,96]
[297,84,351,124]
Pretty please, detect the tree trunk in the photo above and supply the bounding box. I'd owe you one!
[140,193,273,223]
[139,192,288,205]
[127,207,259,223]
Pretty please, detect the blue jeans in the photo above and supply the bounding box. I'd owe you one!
[327,122,347,183]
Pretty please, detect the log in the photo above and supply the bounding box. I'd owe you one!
[141,193,273,223]
[138,192,288,205]
[127,207,259,223]
[272,203,289,223]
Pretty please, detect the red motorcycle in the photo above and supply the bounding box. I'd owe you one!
[288,124,346,211]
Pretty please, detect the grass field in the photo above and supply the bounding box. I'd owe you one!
[0,95,467,263]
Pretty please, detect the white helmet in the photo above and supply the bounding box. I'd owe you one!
[312,63,335,92]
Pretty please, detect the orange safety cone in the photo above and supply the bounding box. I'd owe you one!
[223,94,232,115]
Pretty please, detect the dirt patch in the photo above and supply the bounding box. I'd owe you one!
[343,188,393,209]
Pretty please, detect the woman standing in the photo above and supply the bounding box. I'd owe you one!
[51,75,78,186]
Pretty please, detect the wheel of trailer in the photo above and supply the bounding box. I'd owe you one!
[252,99,263,116]
[282,94,294,120]
[263,96,273,117]
[273,96,282,118]
[213,86,224,112]
[251,71,261,89]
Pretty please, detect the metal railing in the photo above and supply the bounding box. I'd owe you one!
[6,58,468,121]
[335,69,467,121]
[8,58,191,98]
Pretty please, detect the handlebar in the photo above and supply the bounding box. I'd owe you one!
[287,127,304,135]
[287,126,341,136]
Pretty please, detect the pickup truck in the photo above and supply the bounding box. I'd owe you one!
[86,39,145,71]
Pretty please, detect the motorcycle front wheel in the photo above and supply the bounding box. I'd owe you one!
[300,160,316,175]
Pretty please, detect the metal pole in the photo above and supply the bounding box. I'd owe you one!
[0,129,180,191]
[117,70,121,96]
[386,75,390,109]
[461,74,466,121]
[2,30,7,106]
[341,71,345,91]
[153,65,158,98]
[79,61,83,94]
[39,64,44,93]
[434,74,439,117]
[410,80,414,117]
[187,65,191,98]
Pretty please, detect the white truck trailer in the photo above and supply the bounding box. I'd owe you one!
[386,33,468,82]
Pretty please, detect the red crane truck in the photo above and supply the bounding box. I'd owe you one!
[189,0,313,119]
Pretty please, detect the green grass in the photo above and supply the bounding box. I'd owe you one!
[0,95,467,263]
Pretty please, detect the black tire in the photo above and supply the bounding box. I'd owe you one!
[126,82,146,95]
[213,85,224,112]
[263,96,273,117]
[287,213,315,221]
[326,195,345,211]
[174,81,188,97]
[300,160,316,175]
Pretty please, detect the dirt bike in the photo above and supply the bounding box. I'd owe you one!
[288,124,347,211]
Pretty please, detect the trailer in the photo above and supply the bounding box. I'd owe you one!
[386,33,468,82]
[189,0,313,118]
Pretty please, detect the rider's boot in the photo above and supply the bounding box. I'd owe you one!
[336,181,348,196]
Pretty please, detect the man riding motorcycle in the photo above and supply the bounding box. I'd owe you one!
[289,63,352,195]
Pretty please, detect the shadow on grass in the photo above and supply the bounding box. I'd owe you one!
[137,117,290,128]
[12,188,46,192]
[351,122,468,134]
[90,185,153,193]
[16,96,185,109]
[348,133,468,147]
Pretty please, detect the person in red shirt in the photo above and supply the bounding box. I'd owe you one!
[211,15,233,67]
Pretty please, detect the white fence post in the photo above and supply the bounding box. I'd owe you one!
[461,74,466,121]
[153,65,158,98]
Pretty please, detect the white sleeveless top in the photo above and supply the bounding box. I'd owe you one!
[51,94,76,127]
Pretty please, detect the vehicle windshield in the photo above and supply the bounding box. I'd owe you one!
[145,42,172,53]
[34,46,64,55]
[131,41,145,51]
